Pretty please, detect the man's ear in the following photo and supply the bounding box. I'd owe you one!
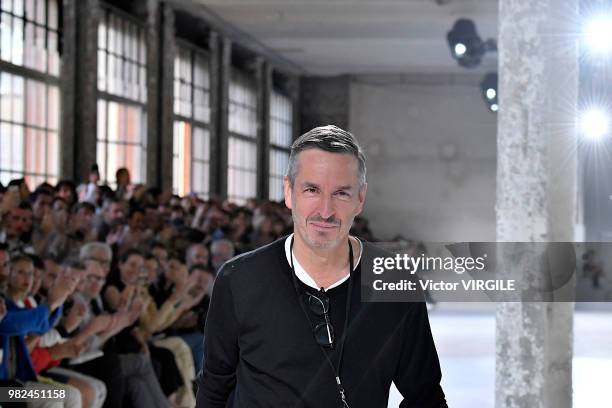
[283,176,293,210]
[355,182,367,216]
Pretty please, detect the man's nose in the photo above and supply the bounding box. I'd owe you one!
[318,195,335,220]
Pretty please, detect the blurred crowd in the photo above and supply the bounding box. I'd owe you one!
[0,165,375,408]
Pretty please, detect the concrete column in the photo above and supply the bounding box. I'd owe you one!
[215,37,231,199]
[60,0,77,180]
[256,58,271,200]
[300,76,350,133]
[74,0,100,182]
[495,0,578,407]
[158,3,176,192]
[144,0,161,187]
[208,31,221,197]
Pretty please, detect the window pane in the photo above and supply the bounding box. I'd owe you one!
[11,15,23,65]
[227,136,257,204]
[96,99,147,186]
[229,70,257,138]
[98,8,147,101]
[48,0,58,29]
[269,148,289,201]
[270,91,293,147]
[0,13,12,62]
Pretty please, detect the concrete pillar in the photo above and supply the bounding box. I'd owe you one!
[73,0,100,182]
[213,37,231,199]
[300,76,350,133]
[495,0,578,407]
[256,58,271,200]
[60,0,76,180]
[158,3,176,192]
[144,0,161,187]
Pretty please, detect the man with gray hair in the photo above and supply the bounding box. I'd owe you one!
[197,125,446,407]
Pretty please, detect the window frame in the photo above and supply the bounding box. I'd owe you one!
[0,0,62,187]
[172,39,212,198]
[227,67,259,204]
[267,88,292,201]
[95,2,148,186]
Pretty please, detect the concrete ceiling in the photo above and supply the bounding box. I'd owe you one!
[190,0,499,76]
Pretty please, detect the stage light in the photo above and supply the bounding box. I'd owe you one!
[480,73,498,113]
[580,108,609,140]
[447,18,496,68]
[585,15,612,55]
[454,43,467,57]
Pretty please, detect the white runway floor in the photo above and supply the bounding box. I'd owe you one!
[387,305,612,407]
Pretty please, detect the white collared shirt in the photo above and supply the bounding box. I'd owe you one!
[284,233,363,290]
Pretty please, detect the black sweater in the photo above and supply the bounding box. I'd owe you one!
[196,237,447,408]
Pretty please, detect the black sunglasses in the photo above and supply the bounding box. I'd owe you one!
[305,291,335,348]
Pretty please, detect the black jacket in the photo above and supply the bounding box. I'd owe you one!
[197,237,447,408]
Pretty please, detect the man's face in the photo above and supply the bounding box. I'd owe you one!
[0,250,8,282]
[119,254,144,285]
[191,268,214,293]
[187,244,209,268]
[152,247,168,273]
[104,202,125,226]
[80,260,106,299]
[165,258,187,284]
[30,267,43,296]
[33,193,52,220]
[8,259,34,298]
[5,208,30,238]
[52,200,69,226]
[72,207,94,233]
[86,248,112,275]
[128,211,146,232]
[211,242,234,271]
[144,258,160,284]
[42,259,60,291]
[62,266,84,288]
[284,149,367,250]
[57,186,73,203]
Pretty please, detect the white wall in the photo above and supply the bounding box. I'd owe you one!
[349,74,497,242]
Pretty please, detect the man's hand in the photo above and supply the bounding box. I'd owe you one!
[46,275,77,312]
[49,338,87,360]
[25,335,41,352]
[62,303,87,333]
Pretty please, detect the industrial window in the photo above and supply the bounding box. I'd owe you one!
[227,69,257,204]
[96,4,147,186]
[172,43,211,197]
[0,0,61,187]
[268,90,292,201]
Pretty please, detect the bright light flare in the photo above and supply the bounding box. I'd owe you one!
[490,103,499,112]
[454,43,467,57]
[580,108,609,140]
[486,88,496,100]
[585,16,612,55]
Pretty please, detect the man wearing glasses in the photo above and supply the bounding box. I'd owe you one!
[197,125,447,408]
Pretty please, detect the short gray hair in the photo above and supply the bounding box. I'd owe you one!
[79,242,112,261]
[286,125,366,188]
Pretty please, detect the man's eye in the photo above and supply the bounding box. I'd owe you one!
[304,188,317,193]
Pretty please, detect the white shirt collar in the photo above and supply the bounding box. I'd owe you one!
[284,233,363,290]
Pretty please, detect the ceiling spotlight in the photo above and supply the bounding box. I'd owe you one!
[454,43,467,57]
[480,72,498,113]
[447,18,497,68]
[580,108,609,140]
[584,15,612,55]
